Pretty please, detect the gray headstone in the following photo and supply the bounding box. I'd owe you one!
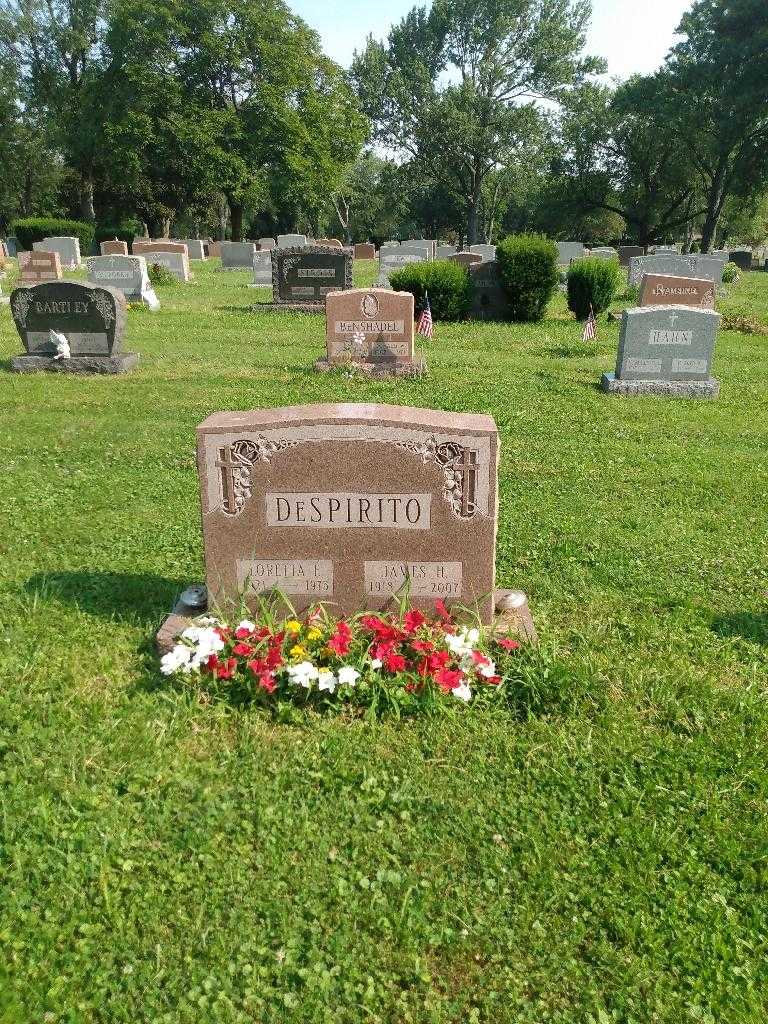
[277,234,308,248]
[470,260,509,320]
[590,247,619,261]
[618,246,644,267]
[557,241,585,265]
[378,250,429,286]
[180,239,207,260]
[693,255,726,286]
[10,280,128,355]
[436,245,457,259]
[86,254,159,310]
[613,305,720,382]
[380,241,400,250]
[219,241,256,270]
[629,254,700,288]
[33,236,81,268]
[252,248,273,287]
[142,249,190,282]
[470,244,496,262]
[4,237,18,257]
[258,238,276,251]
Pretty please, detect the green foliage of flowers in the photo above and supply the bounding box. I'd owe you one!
[389,260,472,321]
[148,262,179,287]
[722,261,741,284]
[567,255,622,319]
[495,234,560,322]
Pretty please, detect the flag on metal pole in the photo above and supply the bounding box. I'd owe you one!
[582,304,597,341]
[417,291,434,339]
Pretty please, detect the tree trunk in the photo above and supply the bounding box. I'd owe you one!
[700,163,729,253]
[218,196,228,241]
[161,218,171,239]
[80,178,96,223]
[229,200,244,242]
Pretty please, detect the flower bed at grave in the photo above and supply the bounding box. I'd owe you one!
[160,600,522,712]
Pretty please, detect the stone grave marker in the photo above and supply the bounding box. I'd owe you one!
[86,254,160,310]
[451,251,483,267]
[181,239,207,260]
[259,238,276,251]
[694,255,726,286]
[406,239,436,258]
[138,246,191,282]
[601,305,720,399]
[380,241,400,250]
[267,245,352,309]
[33,236,81,268]
[193,403,499,623]
[651,246,679,255]
[629,254,700,288]
[470,244,496,262]
[639,274,715,309]
[208,241,221,258]
[315,238,343,248]
[277,234,308,248]
[354,243,376,260]
[557,241,585,265]
[378,249,429,286]
[590,247,620,261]
[470,261,509,320]
[4,236,18,257]
[618,245,644,266]
[436,245,457,260]
[251,249,273,289]
[101,240,129,256]
[134,239,187,256]
[317,288,424,377]
[9,279,136,373]
[18,250,62,284]
[218,241,256,270]
[728,249,752,271]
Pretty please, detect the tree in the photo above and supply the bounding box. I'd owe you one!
[664,0,768,251]
[353,0,603,243]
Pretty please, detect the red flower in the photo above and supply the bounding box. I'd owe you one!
[327,621,352,656]
[371,640,395,662]
[471,650,490,668]
[361,616,402,643]
[233,642,253,657]
[496,638,521,652]
[434,599,453,623]
[214,626,231,640]
[258,673,277,694]
[215,657,238,680]
[484,675,502,686]
[411,639,435,654]
[234,626,252,641]
[246,658,268,675]
[265,646,283,670]
[383,651,407,673]
[434,668,463,693]
[403,608,426,633]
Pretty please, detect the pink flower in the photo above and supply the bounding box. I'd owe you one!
[434,668,463,693]
[327,621,352,656]
[403,608,426,633]
[497,638,521,652]
[383,651,407,673]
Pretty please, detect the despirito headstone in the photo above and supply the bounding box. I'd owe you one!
[86,254,160,310]
[316,288,424,377]
[470,261,509,320]
[619,245,644,267]
[219,241,256,270]
[194,403,499,622]
[270,246,352,308]
[180,239,207,260]
[354,243,376,260]
[18,250,62,284]
[101,240,129,256]
[33,236,81,268]
[601,305,720,399]
[9,280,137,373]
[251,249,273,288]
[639,274,715,310]
[557,241,585,265]
[277,234,308,248]
[470,244,496,262]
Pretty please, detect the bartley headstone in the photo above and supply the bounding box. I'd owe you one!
[601,305,720,399]
[156,402,538,652]
[639,274,715,309]
[9,280,136,374]
[86,254,160,311]
[260,245,352,311]
[316,288,425,377]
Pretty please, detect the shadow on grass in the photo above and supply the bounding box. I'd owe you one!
[24,570,186,625]
[711,612,768,646]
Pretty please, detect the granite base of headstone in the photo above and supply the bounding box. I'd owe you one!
[9,280,138,375]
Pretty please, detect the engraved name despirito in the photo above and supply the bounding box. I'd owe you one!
[265,492,431,529]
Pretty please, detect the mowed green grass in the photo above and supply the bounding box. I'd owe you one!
[1,259,767,1023]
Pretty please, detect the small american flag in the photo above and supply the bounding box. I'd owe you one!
[582,304,597,341]
[417,291,433,338]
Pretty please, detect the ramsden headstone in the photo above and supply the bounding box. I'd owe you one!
[470,261,509,320]
[18,250,62,284]
[9,280,136,374]
[86,254,160,311]
[101,240,129,256]
[639,274,714,310]
[265,245,352,310]
[601,305,720,399]
[316,288,424,377]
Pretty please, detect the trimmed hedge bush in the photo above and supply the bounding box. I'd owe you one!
[12,217,95,257]
[495,234,559,322]
[722,261,740,285]
[567,257,622,320]
[389,260,472,321]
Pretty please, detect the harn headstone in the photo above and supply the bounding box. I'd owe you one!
[101,240,129,256]
[619,245,644,267]
[86,254,160,311]
[18,250,62,284]
[316,288,425,377]
[33,236,81,268]
[354,243,376,260]
[9,280,137,374]
[601,305,720,399]
[470,261,509,320]
[265,245,352,310]
[218,241,256,270]
[251,249,273,289]
[639,274,715,310]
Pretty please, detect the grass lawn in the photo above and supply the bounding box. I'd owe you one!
[1,259,767,1023]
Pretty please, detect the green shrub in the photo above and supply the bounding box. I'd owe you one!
[494,234,559,322]
[567,257,622,320]
[722,261,740,285]
[389,260,471,321]
[147,262,178,287]
[12,217,95,257]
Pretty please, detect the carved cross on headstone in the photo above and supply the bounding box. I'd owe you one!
[458,448,477,517]
[216,445,241,515]
[668,312,679,328]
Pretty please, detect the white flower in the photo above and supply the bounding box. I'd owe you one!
[452,682,472,702]
[370,658,383,670]
[478,658,497,679]
[337,666,360,687]
[318,669,338,693]
[160,644,193,675]
[181,626,202,642]
[198,616,220,626]
[287,661,319,689]
[237,619,256,633]
[445,627,479,659]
